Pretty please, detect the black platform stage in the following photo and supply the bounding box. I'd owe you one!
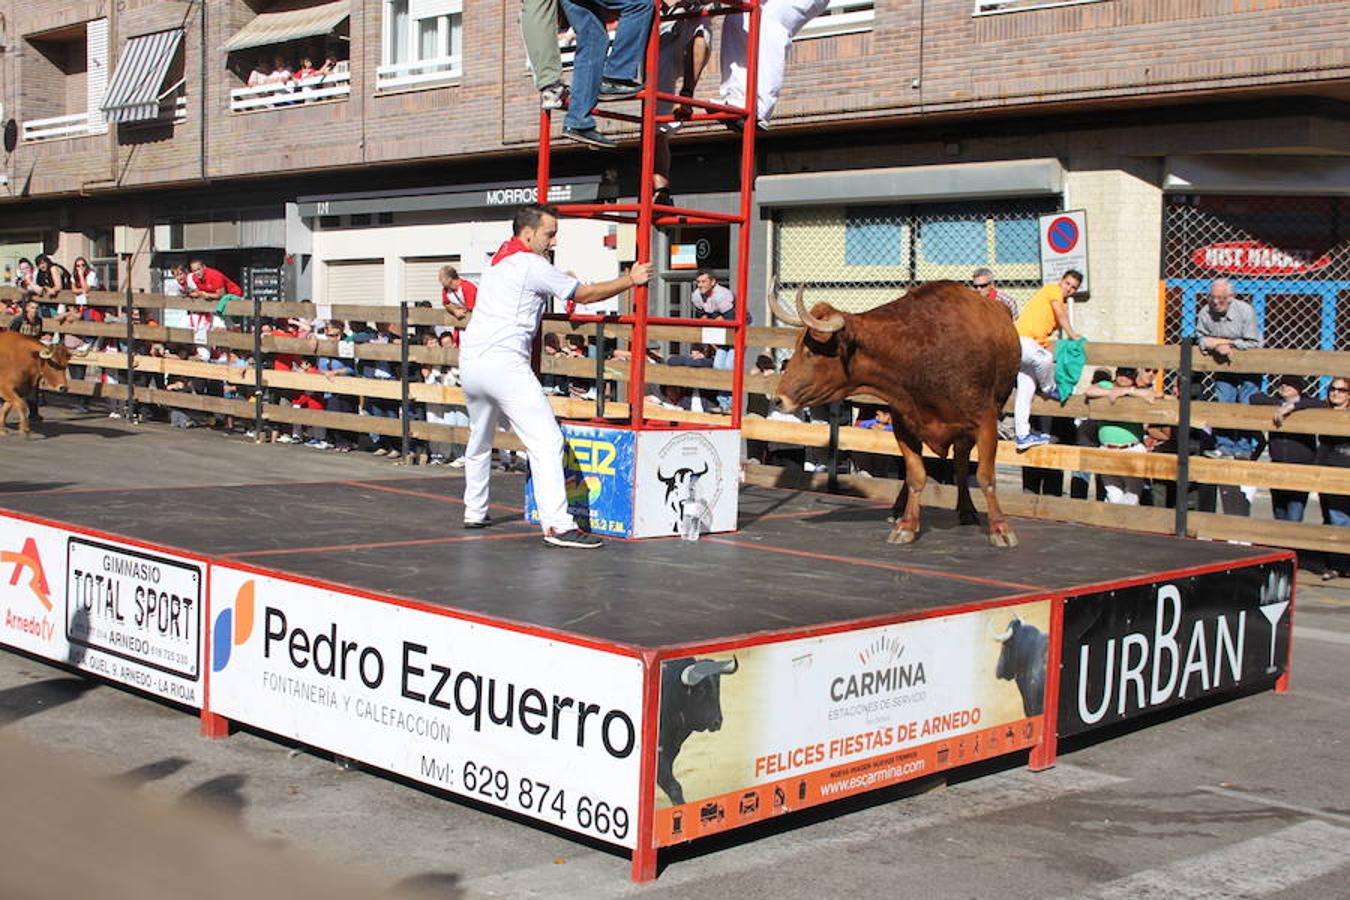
[0,475,1279,647]
[0,475,1295,880]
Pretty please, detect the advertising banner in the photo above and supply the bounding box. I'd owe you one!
[0,514,205,708]
[208,566,644,847]
[653,599,1051,845]
[1058,561,1294,738]
[526,424,637,537]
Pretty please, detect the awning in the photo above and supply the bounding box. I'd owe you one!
[223,0,350,53]
[101,29,184,124]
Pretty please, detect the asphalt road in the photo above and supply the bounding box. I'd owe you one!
[0,407,1346,898]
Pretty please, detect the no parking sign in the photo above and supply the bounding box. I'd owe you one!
[1038,209,1089,292]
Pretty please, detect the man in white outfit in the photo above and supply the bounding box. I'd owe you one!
[719,0,831,126]
[460,204,653,549]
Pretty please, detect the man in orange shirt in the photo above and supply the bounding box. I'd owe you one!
[1012,269,1083,451]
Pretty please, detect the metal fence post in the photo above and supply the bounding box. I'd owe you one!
[400,302,411,462]
[1174,336,1194,537]
[827,402,841,493]
[124,286,136,422]
[252,297,264,442]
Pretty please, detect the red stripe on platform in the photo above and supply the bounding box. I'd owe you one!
[222,530,539,559]
[345,480,526,514]
[703,536,1040,591]
[0,474,459,498]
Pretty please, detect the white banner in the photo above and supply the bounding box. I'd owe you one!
[208,566,644,847]
[0,515,205,707]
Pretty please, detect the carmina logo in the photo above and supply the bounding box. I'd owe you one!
[211,580,256,672]
[2,537,52,610]
[830,634,926,702]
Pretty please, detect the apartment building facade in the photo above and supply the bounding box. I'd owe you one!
[0,0,1345,346]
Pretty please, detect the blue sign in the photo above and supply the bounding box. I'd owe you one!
[525,424,637,537]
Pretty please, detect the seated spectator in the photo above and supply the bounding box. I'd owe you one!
[12,258,40,299]
[188,259,244,309]
[247,56,270,87]
[1317,376,1350,580]
[852,406,898,479]
[1250,376,1321,524]
[1084,366,1160,506]
[70,257,98,304]
[294,55,321,81]
[268,54,293,85]
[318,53,340,77]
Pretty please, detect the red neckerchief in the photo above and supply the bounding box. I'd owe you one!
[491,237,577,315]
[491,237,533,265]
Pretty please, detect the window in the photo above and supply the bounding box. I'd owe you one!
[379,0,463,91]
[973,0,1108,15]
[323,259,386,305]
[402,256,458,304]
[796,1,875,40]
[224,2,352,113]
[21,18,108,142]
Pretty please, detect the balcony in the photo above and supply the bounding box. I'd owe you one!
[230,67,351,113]
[22,111,102,143]
[376,55,461,91]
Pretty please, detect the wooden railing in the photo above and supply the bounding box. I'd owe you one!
[3,286,1346,555]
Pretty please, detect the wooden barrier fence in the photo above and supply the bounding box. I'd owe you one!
[2,287,1346,556]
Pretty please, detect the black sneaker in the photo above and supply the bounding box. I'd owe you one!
[563,126,616,150]
[652,187,673,207]
[598,79,642,101]
[544,529,603,549]
[464,516,492,530]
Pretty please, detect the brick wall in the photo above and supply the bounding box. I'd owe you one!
[0,0,1346,199]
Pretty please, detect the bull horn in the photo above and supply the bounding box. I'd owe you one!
[795,287,845,334]
[767,281,803,326]
[38,347,53,360]
[719,656,738,676]
[681,658,733,686]
[990,615,1020,643]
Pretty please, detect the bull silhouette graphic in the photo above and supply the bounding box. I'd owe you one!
[657,460,710,529]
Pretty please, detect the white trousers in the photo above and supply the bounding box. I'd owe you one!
[720,0,831,123]
[1014,337,1056,439]
[1101,443,1146,505]
[461,352,575,534]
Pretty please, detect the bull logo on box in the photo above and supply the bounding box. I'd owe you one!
[212,580,256,672]
[654,433,724,531]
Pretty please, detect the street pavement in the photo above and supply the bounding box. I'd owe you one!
[0,407,1345,898]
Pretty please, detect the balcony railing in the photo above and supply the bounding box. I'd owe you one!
[974,0,1105,14]
[376,55,462,91]
[229,68,351,113]
[22,111,102,143]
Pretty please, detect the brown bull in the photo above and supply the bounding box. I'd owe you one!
[0,332,75,438]
[772,281,1021,547]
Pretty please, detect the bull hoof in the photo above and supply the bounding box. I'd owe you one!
[988,528,1019,548]
[887,527,918,545]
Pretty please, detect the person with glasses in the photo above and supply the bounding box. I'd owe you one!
[1317,378,1350,580]
[971,268,1017,319]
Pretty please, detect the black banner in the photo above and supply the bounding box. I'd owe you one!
[1058,561,1293,738]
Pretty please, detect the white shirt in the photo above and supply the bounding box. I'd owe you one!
[460,251,578,361]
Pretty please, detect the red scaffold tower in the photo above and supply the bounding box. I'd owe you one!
[536,1,762,434]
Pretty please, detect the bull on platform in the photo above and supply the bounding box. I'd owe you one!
[658,656,738,806]
[770,281,1021,547]
[0,333,77,438]
[992,614,1048,717]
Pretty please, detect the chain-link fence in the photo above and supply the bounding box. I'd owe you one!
[773,197,1061,314]
[1163,194,1350,395]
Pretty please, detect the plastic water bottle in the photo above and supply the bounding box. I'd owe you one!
[680,474,703,542]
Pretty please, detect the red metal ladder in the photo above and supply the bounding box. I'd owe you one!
[535,1,762,431]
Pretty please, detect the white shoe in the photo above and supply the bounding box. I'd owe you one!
[277,434,296,444]
[448,456,467,469]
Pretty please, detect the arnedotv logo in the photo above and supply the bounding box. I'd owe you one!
[211,580,256,672]
[3,537,53,611]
